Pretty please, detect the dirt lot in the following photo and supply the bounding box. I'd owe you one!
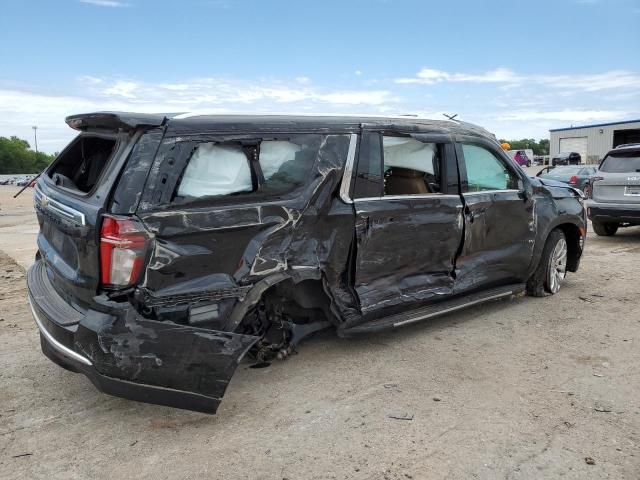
[0,185,639,479]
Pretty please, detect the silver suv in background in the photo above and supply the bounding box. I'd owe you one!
[587,144,640,236]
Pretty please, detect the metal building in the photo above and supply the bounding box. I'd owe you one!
[549,119,640,164]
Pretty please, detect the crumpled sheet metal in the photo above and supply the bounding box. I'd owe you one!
[135,134,357,324]
[75,306,258,410]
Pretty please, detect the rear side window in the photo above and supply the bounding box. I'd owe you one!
[174,134,346,201]
[462,144,519,192]
[600,153,640,173]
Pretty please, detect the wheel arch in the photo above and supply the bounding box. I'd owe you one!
[226,268,339,332]
[556,222,583,272]
[530,216,585,276]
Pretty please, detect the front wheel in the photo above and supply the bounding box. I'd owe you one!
[592,221,618,236]
[527,229,567,297]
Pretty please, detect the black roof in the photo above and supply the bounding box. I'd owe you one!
[66,111,496,140]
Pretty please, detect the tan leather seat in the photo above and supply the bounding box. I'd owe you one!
[384,167,429,195]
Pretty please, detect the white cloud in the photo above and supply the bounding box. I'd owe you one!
[79,0,129,7]
[0,76,399,152]
[536,70,640,91]
[88,77,396,107]
[396,67,640,92]
[396,67,521,85]
[103,80,139,98]
[4,68,639,154]
[495,109,633,123]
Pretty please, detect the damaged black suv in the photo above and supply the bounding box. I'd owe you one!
[28,113,586,413]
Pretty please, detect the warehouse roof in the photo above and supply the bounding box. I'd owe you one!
[549,119,640,133]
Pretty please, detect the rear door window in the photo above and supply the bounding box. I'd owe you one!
[382,136,443,195]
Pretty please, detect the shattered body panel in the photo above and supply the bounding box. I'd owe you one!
[135,130,357,329]
[75,304,258,412]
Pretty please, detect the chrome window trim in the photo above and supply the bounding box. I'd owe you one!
[28,297,93,367]
[354,194,461,202]
[463,189,521,196]
[339,133,359,204]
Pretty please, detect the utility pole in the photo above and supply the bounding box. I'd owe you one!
[32,126,38,154]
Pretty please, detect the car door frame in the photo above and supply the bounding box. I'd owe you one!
[344,127,465,320]
[453,135,536,293]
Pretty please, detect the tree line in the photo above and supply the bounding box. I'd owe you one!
[0,136,57,174]
[498,138,550,155]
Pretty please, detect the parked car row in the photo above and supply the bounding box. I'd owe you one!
[0,176,35,186]
[536,143,640,236]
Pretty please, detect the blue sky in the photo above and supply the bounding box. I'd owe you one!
[1,0,639,152]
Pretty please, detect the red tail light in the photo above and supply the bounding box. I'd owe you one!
[569,175,578,185]
[100,215,149,288]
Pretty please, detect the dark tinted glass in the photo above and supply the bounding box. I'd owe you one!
[352,132,383,198]
[600,154,640,173]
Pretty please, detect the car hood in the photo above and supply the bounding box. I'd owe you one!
[530,176,585,199]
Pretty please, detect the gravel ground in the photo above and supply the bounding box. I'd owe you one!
[0,185,639,480]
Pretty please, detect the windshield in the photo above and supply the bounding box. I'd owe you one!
[600,153,640,173]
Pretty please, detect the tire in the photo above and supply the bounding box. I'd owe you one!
[527,229,568,297]
[592,221,618,236]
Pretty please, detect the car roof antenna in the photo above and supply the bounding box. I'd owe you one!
[443,113,459,121]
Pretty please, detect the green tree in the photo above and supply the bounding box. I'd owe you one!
[498,138,549,155]
[0,136,56,174]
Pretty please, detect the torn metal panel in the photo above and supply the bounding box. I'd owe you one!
[74,306,258,412]
[135,133,358,325]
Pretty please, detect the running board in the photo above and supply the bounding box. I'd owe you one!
[342,284,526,335]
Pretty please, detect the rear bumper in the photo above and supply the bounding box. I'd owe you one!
[27,260,258,414]
[587,201,640,224]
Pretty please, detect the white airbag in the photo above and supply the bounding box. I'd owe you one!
[383,137,435,174]
[177,144,253,197]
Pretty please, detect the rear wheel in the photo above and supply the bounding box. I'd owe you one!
[527,229,567,297]
[592,221,618,236]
